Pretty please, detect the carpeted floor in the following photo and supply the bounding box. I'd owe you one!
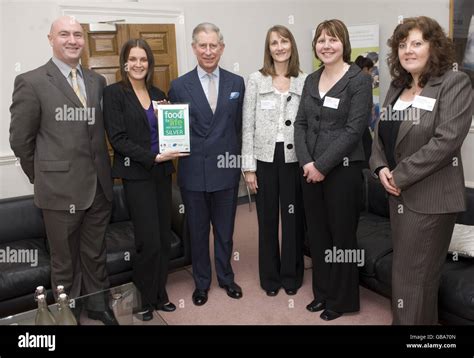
[157,201,392,325]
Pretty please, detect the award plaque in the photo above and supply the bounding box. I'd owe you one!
[153,102,190,153]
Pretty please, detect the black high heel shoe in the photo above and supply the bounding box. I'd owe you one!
[137,306,153,321]
[155,302,176,312]
[306,300,326,312]
[320,309,342,321]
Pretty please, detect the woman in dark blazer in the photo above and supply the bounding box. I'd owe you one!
[103,39,187,320]
[370,16,472,325]
[294,19,372,321]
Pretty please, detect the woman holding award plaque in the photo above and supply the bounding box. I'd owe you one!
[104,39,187,321]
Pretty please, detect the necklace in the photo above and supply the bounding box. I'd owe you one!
[410,79,422,96]
[409,84,422,96]
[273,75,290,92]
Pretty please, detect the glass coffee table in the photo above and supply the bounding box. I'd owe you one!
[0,282,166,325]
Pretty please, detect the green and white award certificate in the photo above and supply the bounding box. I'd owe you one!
[153,103,190,153]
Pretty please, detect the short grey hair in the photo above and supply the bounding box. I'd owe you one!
[192,22,224,44]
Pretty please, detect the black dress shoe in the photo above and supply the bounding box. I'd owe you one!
[136,306,153,321]
[155,302,176,312]
[219,282,242,299]
[320,309,343,321]
[87,309,119,325]
[284,288,298,295]
[306,300,326,312]
[266,288,279,297]
[192,289,208,306]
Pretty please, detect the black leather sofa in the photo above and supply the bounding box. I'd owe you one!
[0,184,191,318]
[358,169,474,325]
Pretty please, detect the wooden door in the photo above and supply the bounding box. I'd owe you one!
[80,23,178,93]
[80,24,125,86]
[80,23,180,175]
[128,24,178,94]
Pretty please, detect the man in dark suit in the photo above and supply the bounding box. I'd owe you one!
[9,16,116,324]
[168,23,245,306]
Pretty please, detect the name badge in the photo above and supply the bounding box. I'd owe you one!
[323,96,340,109]
[412,95,436,112]
[260,100,276,110]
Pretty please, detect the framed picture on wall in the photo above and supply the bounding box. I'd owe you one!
[450,0,474,87]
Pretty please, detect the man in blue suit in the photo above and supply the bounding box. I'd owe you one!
[168,23,245,306]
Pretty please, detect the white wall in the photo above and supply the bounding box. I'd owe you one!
[462,128,474,188]
[1,0,471,198]
[1,1,61,197]
[149,0,451,98]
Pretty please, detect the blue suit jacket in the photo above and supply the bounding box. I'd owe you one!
[169,67,245,192]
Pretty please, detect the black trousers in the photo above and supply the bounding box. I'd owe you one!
[123,164,172,308]
[301,162,362,312]
[256,143,305,291]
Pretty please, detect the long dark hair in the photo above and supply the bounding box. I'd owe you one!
[119,38,155,89]
[387,16,455,88]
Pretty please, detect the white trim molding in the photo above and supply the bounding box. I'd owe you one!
[59,2,188,75]
[59,3,184,21]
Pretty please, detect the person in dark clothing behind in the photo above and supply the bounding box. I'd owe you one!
[355,55,375,167]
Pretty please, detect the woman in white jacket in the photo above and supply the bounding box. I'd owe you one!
[242,25,307,297]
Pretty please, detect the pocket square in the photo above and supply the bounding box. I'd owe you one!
[229,92,240,99]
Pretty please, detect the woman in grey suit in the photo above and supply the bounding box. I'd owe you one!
[242,25,307,296]
[294,19,372,320]
[370,16,473,325]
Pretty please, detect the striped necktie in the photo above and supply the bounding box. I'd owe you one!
[70,68,87,107]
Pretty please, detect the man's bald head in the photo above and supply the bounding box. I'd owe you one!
[48,16,85,67]
[49,16,82,35]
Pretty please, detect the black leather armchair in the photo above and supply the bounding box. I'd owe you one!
[357,169,474,325]
[0,184,191,318]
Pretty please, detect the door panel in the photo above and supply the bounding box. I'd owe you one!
[81,24,127,85]
[81,23,178,91]
[128,24,178,94]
